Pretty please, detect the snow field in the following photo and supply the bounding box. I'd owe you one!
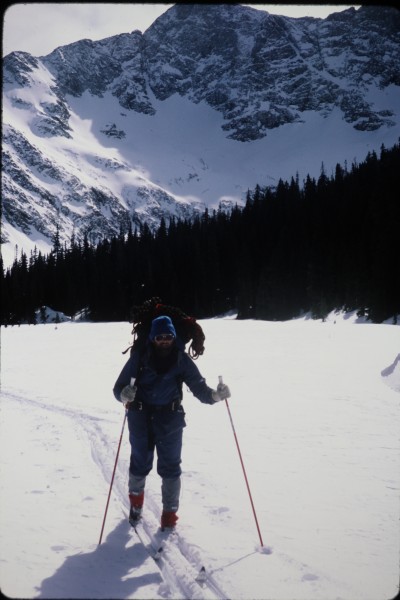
[1,314,399,599]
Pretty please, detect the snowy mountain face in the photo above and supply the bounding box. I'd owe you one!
[145,5,399,137]
[2,4,400,265]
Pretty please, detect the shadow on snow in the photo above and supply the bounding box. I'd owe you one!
[35,520,162,599]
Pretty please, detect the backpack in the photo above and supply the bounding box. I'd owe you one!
[123,297,205,359]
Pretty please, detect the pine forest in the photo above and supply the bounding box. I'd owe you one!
[1,142,399,326]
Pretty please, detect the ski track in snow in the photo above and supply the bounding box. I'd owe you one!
[2,388,363,600]
[3,390,230,600]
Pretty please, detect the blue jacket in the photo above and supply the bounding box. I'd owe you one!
[113,343,215,406]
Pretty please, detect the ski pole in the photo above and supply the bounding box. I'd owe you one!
[219,375,264,547]
[98,378,134,545]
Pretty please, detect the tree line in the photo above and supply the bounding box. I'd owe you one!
[1,141,399,325]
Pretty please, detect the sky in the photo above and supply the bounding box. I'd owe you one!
[0,309,399,599]
[2,3,359,57]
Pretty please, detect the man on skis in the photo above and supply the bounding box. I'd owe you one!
[113,315,230,530]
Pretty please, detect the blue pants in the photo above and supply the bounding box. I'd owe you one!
[127,406,186,480]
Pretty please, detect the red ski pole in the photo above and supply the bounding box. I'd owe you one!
[98,409,128,545]
[219,376,264,547]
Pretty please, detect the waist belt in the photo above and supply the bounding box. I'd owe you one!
[129,399,181,412]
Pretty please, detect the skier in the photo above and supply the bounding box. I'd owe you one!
[113,315,231,530]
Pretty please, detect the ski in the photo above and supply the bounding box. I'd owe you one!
[125,511,214,597]
[196,565,207,583]
[130,518,165,562]
[152,538,207,583]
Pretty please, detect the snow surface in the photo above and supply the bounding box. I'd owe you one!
[1,313,399,600]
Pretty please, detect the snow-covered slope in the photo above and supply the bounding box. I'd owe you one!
[2,5,400,266]
[1,315,399,599]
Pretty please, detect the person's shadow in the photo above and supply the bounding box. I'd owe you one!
[36,520,163,598]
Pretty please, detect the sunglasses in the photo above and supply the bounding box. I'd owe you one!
[154,334,175,342]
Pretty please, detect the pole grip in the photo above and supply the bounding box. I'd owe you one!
[218,375,223,386]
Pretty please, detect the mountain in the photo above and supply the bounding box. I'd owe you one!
[2,4,400,267]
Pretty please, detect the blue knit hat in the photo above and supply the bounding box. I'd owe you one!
[149,315,176,341]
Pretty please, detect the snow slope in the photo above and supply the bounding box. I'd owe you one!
[3,57,400,269]
[0,314,399,599]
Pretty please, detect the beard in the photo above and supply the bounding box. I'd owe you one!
[151,343,178,374]
[156,345,174,357]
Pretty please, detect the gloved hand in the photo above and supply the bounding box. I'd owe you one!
[212,382,231,402]
[121,384,137,406]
